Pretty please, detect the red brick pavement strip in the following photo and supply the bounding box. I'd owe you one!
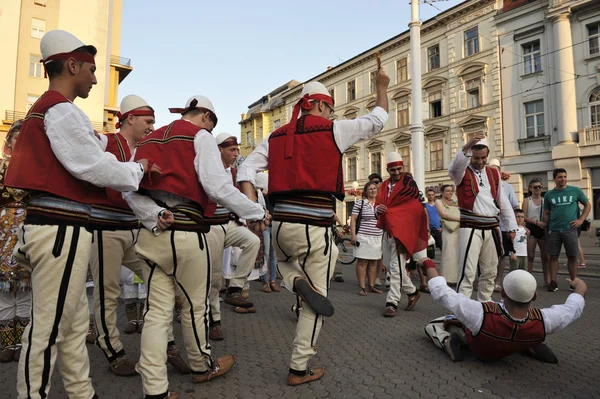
[1,269,599,399]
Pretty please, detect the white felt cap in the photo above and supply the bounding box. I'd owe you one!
[503,270,537,303]
[120,95,151,114]
[40,30,96,62]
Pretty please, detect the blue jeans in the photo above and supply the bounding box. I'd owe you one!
[262,226,277,282]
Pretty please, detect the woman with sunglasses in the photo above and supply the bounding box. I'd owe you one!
[522,178,549,286]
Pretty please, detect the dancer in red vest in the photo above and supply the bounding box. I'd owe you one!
[5,30,158,399]
[421,259,585,363]
[124,95,269,399]
[376,152,429,317]
[448,135,517,302]
[205,133,260,341]
[238,66,390,385]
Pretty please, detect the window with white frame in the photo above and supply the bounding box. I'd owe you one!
[397,57,408,83]
[464,27,479,57]
[370,71,376,94]
[398,146,411,173]
[274,119,281,129]
[371,152,381,176]
[523,40,542,74]
[524,100,545,138]
[429,91,442,118]
[588,23,600,57]
[246,131,252,146]
[396,98,409,127]
[590,87,600,127]
[29,55,43,78]
[428,44,440,71]
[26,95,39,111]
[347,156,357,181]
[429,139,443,171]
[31,18,45,39]
[465,78,481,108]
[347,80,356,102]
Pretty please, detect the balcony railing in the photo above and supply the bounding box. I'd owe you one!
[4,110,26,122]
[110,55,131,67]
[580,126,600,146]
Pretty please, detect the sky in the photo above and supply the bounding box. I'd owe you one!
[119,0,464,139]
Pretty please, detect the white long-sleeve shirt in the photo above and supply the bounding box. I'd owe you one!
[45,103,143,192]
[236,106,389,185]
[429,276,585,335]
[123,120,265,232]
[448,150,517,231]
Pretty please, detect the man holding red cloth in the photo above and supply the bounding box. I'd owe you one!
[376,152,429,317]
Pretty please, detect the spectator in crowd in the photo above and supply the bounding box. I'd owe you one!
[425,189,442,250]
[368,173,386,287]
[522,178,549,285]
[510,209,529,271]
[543,168,591,291]
[435,184,460,285]
[351,182,383,295]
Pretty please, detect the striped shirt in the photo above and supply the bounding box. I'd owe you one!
[352,199,382,236]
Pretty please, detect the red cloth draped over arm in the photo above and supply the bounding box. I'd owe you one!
[376,175,429,256]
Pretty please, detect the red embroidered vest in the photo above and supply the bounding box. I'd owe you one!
[100,133,132,209]
[456,166,500,211]
[5,90,107,204]
[268,115,344,201]
[134,120,212,215]
[466,302,545,361]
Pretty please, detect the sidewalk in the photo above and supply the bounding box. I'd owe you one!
[540,235,600,278]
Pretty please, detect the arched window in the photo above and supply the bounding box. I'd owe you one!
[590,87,600,127]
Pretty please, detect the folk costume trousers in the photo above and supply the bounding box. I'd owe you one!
[272,221,337,372]
[90,229,145,362]
[456,227,499,302]
[14,224,96,399]
[383,233,418,308]
[424,316,467,350]
[135,228,213,397]
[206,221,260,323]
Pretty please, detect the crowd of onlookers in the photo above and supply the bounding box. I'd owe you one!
[346,163,593,295]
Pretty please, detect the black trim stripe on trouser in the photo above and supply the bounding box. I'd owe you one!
[96,230,120,361]
[311,227,333,346]
[456,228,477,293]
[175,232,213,370]
[24,271,34,397]
[29,226,80,398]
[142,260,156,320]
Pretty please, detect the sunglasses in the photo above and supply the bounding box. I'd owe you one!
[372,180,382,184]
[532,186,542,189]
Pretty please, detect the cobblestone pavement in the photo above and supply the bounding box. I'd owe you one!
[1,264,599,399]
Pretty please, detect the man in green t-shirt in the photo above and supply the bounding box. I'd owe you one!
[543,168,591,292]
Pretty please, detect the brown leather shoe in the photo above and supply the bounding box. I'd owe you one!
[269,281,280,292]
[294,278,334,317]
[0,348,14,363]
[167,345,191,374]
[233,306,256,314]
[192,355,235,383]
[262,283,272,293]
[209,325,224,341]
[109,355,137,377]
[167,392,179,399]
[405,290,421,311]
[287,367,325,386]
[383,306,396,318]
[224,291,254,308]
[86,317,97,344]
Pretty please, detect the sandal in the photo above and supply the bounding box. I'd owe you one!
[358,288,368,296]
[419,286,430,294]
[368,286,383,294]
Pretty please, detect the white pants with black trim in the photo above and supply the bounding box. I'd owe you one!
[272,221,337,372]
[14,224,96,399]
[456,227,498,302]
[424,316,467,350]
[383,233,418,308]
[90,229,144,362]
[135,228,212,397]
[206,221,260,323]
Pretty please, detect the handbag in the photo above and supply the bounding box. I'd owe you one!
[582,219,591,232]
[355,199,365,234]
[442,203,460,233]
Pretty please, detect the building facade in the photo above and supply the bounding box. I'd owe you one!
[496,0,600,232]
[239,80,300,157]
[277,0,502,220]
[0,0,131,143]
